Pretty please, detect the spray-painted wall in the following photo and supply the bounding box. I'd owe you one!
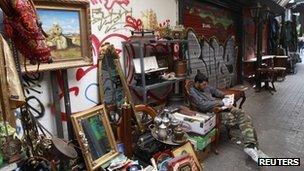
[20,0,178,137]
[181,0,239,88]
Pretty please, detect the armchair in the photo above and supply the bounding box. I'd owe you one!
[184,80,221,154]
[184,79,248,154]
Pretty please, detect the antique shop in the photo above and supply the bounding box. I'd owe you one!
[0,0,303,170]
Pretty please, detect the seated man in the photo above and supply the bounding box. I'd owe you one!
[189,73,267,163]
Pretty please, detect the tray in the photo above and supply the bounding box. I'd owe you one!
[150,128,188,146]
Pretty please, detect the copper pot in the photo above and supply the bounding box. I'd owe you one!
[173,126,185,141]
[174,60,187,77]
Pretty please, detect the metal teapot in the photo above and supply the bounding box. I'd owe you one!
[155,123,168,140]
[170,118,179,129]
[154,116,162,126]
[162,117,170,127]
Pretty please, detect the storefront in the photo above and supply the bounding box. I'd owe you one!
[0,0,302,170]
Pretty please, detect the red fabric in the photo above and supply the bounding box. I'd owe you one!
[4,0,51,64]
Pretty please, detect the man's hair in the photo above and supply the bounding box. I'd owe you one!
[194,72,208,83]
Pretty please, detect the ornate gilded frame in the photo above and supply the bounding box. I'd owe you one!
[21,0,92,72]
[172,141,203,170]
[98,43,140,125]
[71,105,118,170]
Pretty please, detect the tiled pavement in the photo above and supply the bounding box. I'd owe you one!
[203,55,304,171]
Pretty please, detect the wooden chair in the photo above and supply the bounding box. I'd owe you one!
[185,80,247,109]
[184,80,221,154]
[184,80,248,154]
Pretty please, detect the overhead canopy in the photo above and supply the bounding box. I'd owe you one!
[272,0,291,7]
[290,1,304,12]
[231,0,285,15]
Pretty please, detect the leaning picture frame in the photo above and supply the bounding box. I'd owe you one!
[71,105,119,170]
[172,141,203,171]
[21,0,92,72]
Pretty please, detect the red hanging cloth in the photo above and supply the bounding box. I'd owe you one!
[3,0,51,64]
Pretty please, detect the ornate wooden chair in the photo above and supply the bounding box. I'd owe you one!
[184,80,221,154]
[184,80,247,109]
[184,79,248,154]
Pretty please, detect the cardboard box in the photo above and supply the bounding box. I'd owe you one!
[188,128,217,151]
[172,112,216,135]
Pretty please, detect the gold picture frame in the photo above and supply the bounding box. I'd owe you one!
[21,0,92,72]
[98,43,142,127]
[172,141,203,171]
[71,105,118,170]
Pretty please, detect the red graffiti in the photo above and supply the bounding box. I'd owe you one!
[91,34,101,57]
[91,33,129,57]
[58,87,79,100]
[50,106,67,121]
[123,43,135,83]
[90,0,102,5]
[104,0,129,10]
[76,64,98,81]
[76,33,128,83]
[125,15,143,31]
[56,71,80,100]
[90,0,129,10]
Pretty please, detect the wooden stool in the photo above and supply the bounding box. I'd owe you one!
[273,67,286,82]
[257,67,277,94]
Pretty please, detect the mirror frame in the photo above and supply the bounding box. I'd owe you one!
[98,43,140,127]
[71,105,118,170]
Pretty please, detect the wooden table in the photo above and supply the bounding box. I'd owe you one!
[243,55,276,79]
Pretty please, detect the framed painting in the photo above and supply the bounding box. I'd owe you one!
[71,105,119,170]
[21,0,92,72]
[172,141,203,171]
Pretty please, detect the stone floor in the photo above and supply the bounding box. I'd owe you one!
[204,55,304,171]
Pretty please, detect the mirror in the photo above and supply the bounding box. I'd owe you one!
[98,43,140,127]
[81,114,111,160]
[71,105,118,170]
[100,49,124,106]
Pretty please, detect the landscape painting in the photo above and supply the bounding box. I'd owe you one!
[38,9,82,60]
[20,0,92,72]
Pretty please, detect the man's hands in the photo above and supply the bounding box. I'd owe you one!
[222,94,234,109]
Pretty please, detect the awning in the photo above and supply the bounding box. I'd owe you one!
[272,0,291,7]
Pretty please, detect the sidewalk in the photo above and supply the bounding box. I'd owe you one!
[203,55,304,171]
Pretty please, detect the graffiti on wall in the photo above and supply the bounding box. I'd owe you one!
[182,0,238,88]
[22,0,177,136]
[197,10,233,30]
[187,30,238,88]
[182,1,237,43]
[91,5,133,33]
[62,0,136,114]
